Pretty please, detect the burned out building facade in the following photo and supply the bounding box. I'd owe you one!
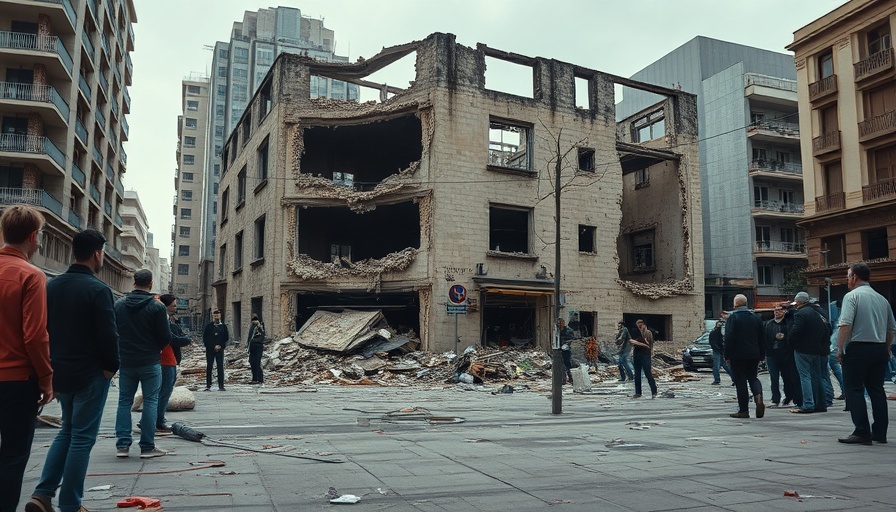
[213,33,704,351]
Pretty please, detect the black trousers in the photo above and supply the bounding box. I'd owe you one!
[730,359,762,413]
[0,378,39,512]
[842,342,889,440]
[205,350,225,389]
[249,343,264,383]
[782,352,802,406]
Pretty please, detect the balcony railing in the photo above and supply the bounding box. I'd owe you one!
[71,161,86,187]
[0,187,63,217]
[96,109,106,131]
[744,73,798,93]
[123,87,130,112]
[0,32,73,74]
[858,109,896,141]
[105,162,114,181]
[0,134,65,169]
[747,120,800,137]
[85,0,97,21]
[816,192,845,212]
[104,201,112,217]
[862,176,896,202]
[34,0,77,29]
[115,177,124,196]
[98,72,108,98]
[812,130,841,154]
[748,160,802,175]
[104,244,122,262]
[755,241,807,254]
[753,200,804,214]
[115,213,123,227]
[0,82,70,119]
[112,66,122,88]
[809,74,838,102]
[68,209,81,229]
[854,47,894,82]
[121,115,129,139]
[89,182,100,203]
[92,145,104,168]
[77,74,92,103]
[81,31,95,65]
[100,34,111,60]
[120,145,127,166]
[75,118,88,144]
[125,53,133,80]
[109,129,117,151]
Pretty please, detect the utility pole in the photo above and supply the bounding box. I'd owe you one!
[551,135,564,414]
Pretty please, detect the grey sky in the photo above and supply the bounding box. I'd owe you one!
[125,0,846,257]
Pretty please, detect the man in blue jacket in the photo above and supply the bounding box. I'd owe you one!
[113,269,170,459]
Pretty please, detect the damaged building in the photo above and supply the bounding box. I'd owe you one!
[212,32,704,352]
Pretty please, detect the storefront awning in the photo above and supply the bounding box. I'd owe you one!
[472,276,556,296]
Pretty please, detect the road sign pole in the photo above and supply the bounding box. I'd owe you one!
[454,312,459,355]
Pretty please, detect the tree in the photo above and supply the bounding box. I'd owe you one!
[779,263,808,296]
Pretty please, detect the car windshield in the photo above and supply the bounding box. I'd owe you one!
[694,332,710,345]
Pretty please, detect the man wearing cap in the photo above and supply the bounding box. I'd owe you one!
[788,291,832,414]
[836,263,896,445]
[113,269,171,459]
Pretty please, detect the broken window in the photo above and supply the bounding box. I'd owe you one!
[489,205,530,254]
[488,119,532,172]
[256,137,269,184]
[297,202,420,262]
[259,81,272,119]
[218,244,226,278]
[575,76,591,110]
[253,214,265,261]
[220,188,229,223]
[237,166,247,206]
[251,296,263,321]
[577,147,595,172]
[635,168,649,189]
[301,114,422,189]
[631,229,654,271]
[234,231,243,271]
[633,111,665,142]
[232,302,241,343]
[579,225,596,253]
[864,227,889,260]
[484,55,534,98]
[241,113,251,145]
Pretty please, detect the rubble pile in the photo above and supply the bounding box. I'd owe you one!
[287,247,418,281]
[178,309,693,389]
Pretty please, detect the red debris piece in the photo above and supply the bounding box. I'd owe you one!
[117,496,162,509]
[783,490,800,498]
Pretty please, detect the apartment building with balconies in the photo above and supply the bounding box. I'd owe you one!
[1,0,135,293]
[170,77,209,329]
[212,32,704,350]
[789,0,896,307]
[617,37,807,317]
[198,7,358,326]
[118,188,145,270]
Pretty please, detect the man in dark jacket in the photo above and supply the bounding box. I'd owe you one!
[203,310,230,391]
[113,269,171,459]
[764,305,792,406]
[724,294,765,419]
[788,291,832,414]
[26,228,119,512]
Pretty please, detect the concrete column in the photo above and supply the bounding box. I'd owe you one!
[845,231,863,261]
[33,64,47,87]
[22,164,40,189]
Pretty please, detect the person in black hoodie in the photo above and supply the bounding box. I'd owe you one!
[26,229,119,512]
[788,291,832,414]
[203,310,230,391]
[708,313,734,385]
[113,269,171,459]
[764,305,791,406]
[724,294,765,419]
[246,314,266,384]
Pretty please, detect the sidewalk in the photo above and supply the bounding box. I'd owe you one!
[20,371,895,511]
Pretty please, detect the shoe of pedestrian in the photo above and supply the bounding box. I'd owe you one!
[249,380,259,384]
[769,402,780,408]
[651,393,657,399]
[731,382,736,386]
[790,408,814,414]
[157,423,171,431]
[872,437,888,444]
[140,448,167,459]
[24,495,55,512]
[116,446,129,458]
[729,412,749,419]
[835,394,845,400]
[204,387,211,392]
[710,381,720,385]
[838,435,872,445]
[632,394,642,399]
[814,407,828,413]
[782,399,791,406]
[617,378,626,382]
[754,394,765,418]
[218,386,226,391]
